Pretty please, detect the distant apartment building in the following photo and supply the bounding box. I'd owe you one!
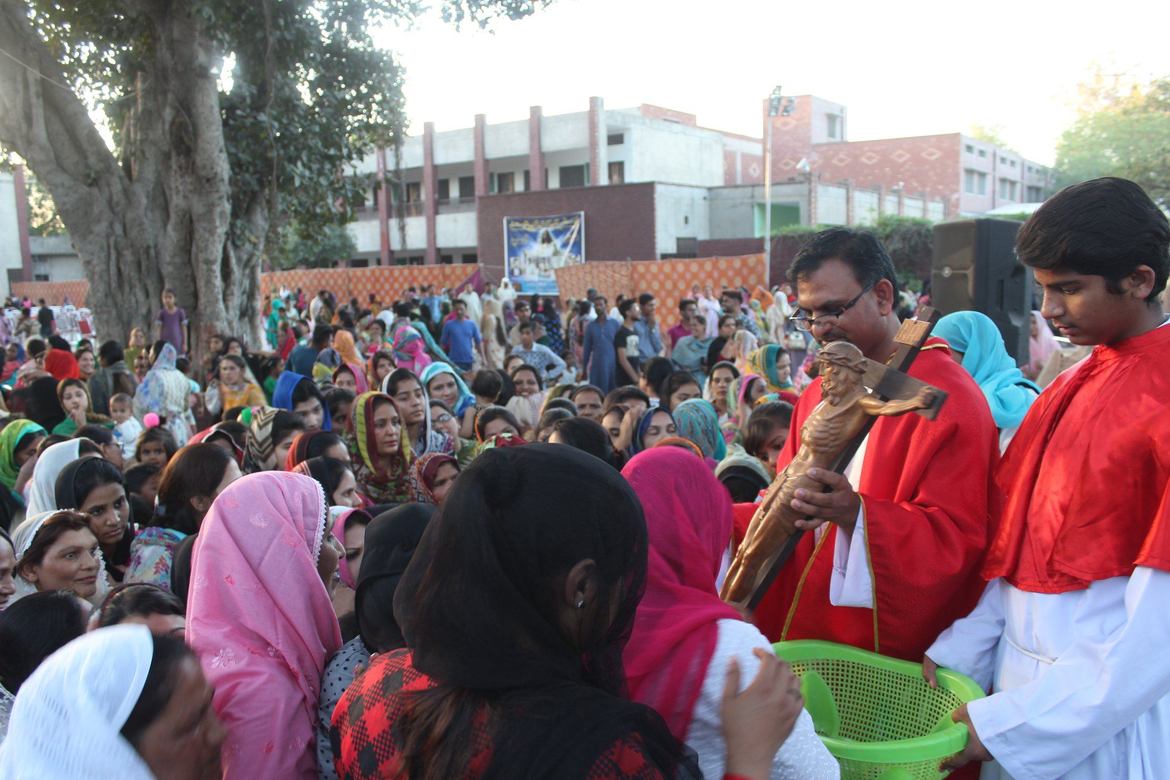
[766,95,1057,217]
[347,98,766,279]
[4,95,1055,290]
[347,95,1025,280]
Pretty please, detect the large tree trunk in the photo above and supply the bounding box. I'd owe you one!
[0,1,263,368]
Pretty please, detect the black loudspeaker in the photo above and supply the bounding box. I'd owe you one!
[931,219,1032,364]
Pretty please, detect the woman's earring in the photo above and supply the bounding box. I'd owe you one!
[575,598,585,609]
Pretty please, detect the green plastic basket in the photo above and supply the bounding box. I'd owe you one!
[773,640,985,780]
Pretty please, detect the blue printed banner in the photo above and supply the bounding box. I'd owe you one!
[503,211,585,295]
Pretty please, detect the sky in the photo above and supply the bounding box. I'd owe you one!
[374,0,1170,166]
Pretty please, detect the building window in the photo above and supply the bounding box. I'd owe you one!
[436,179,450,204]
[458,175,475,201]
[826,114,841,140]
[964,143,975,154]
[496,171,515,194]
[963,169,988,196]
[461,253,478,264]
[608,161,625,185]
[404,182,422,203]
[1026,185,1044,202]
[34,273,50,282]
[439,254,454,264]
[977,149,987,158]
[523,169,529,191]
[998,178,1018,201]
[607,133,624,146]
[559,164,587,188]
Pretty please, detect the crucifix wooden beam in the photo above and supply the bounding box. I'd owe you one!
[741,306,947,611]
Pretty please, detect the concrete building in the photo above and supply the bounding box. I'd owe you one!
[0,168,34,297]
[766,95,1057,217]
[348,99,763,277]
[347,96,990,281]
[7,95,1052,291]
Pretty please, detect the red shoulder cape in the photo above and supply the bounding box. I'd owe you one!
[982,323,1170,592]
[735,341,999,661]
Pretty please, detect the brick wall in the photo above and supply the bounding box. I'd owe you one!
[795,134,962,214]
[11,280,90,307]
[11,266,478,312]
[475,183,658,280]
[554,254,768,307]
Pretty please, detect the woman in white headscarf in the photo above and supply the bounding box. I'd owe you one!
[0,624,225,778]
[8,510,108,609]
[133,343,195,446]
[24,438,95,516]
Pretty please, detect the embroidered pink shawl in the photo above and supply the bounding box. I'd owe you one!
[186,472,342,779]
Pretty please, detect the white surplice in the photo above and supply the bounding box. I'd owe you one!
[926,568,1170,780]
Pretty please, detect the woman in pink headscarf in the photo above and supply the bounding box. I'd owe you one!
[1026,310,1060,380]
[186,472,343,780]
[621,448,837,779]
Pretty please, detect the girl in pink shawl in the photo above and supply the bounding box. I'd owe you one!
[1026,309,1060,380]
[390,313,432,375]
[621,448,836,779]
[186,472,343,780]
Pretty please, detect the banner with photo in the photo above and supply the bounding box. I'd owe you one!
[504,211,585,295]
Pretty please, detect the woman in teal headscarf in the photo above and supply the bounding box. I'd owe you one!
[934,310,1039,452]
[744,345,798,402]
[0,419,46,499]
[419,362,475,418]
[265,298,286,350]
[672,398,727,467]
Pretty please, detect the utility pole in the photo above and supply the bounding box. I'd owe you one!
[763,87,794,281]
[764,87,781,278]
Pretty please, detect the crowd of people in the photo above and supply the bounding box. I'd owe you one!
[0,175,1166,780]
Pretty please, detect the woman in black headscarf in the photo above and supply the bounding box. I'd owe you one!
[316,503,433,780]
[330,444,701,780]
[16,375,66,434]
[54,455,133,583]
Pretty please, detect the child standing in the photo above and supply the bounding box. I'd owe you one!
[156,287,189,356]
[460,370,503,439]
[109,392,144,460]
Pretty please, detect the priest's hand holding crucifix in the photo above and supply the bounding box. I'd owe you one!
[789,468,862,535]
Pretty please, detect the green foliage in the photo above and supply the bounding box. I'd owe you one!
[777,223,828,237]
[25,177,65,236]
[268,221,357,269]
[872,215,933,283]
[967,123,1012,151]
[1055,75,1170,205]
[21,0,548,241]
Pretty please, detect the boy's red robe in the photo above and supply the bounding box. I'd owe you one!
[733,341,999,661]
[983,322,1170,590]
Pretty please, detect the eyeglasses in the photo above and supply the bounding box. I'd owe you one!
[433,413,454,424]
[788,285,874,332]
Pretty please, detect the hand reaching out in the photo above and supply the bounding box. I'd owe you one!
[721,648,804,780]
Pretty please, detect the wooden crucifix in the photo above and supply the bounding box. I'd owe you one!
[721,307,948,610]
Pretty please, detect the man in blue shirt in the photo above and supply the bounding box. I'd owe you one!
[439,299,484,372]
[582,295,620,393]
[720,289,761,338]
[632,292,664,360]
[288,324,332,376]
[510,323,567,383]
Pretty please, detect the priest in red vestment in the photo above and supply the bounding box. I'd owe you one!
[735,228,999,663]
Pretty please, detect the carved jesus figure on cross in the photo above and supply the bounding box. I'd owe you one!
[721,313,947,608]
